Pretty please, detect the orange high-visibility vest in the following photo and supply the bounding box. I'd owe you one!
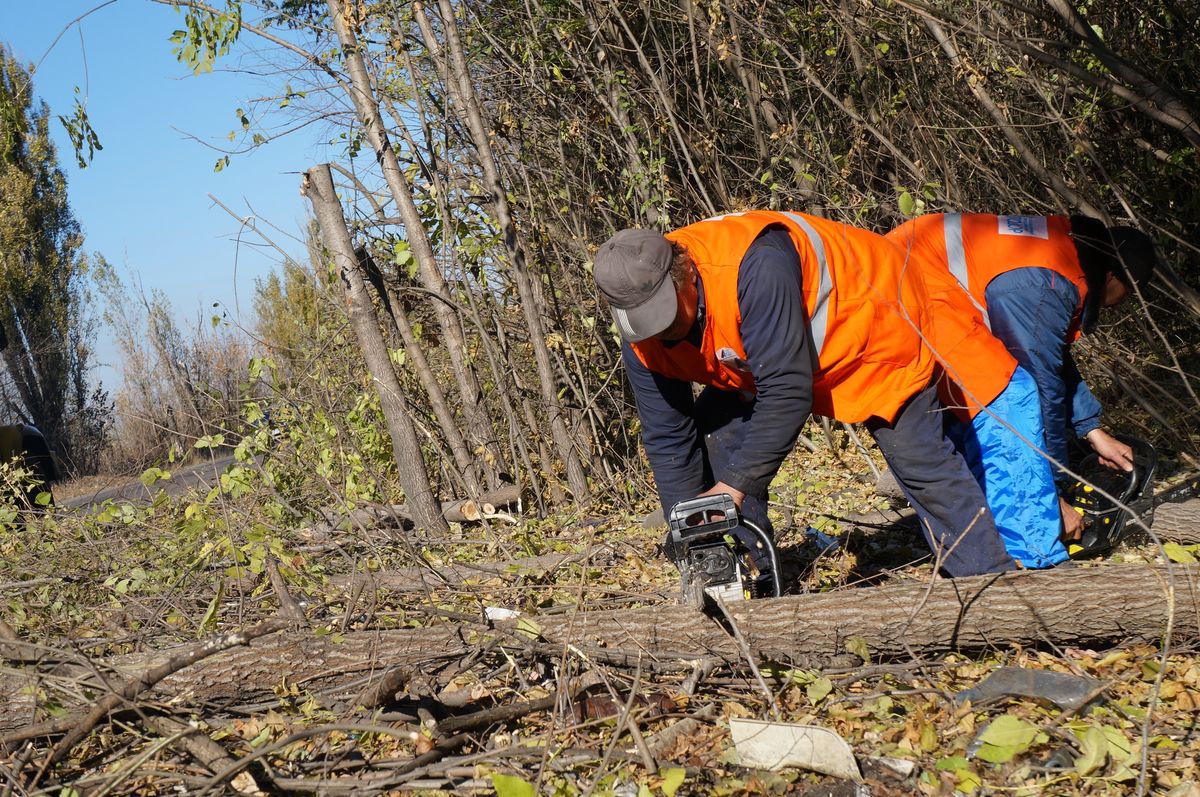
[630,210,934,424]
[887,213,1087,417]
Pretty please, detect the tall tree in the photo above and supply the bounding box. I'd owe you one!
[0,46,108,473]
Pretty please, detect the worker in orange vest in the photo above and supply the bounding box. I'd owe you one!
[888,214,1157,559]
[593,211,1019,581]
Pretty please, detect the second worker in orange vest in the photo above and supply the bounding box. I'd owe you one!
[593,211,1020,580]
[889,213,1157,558]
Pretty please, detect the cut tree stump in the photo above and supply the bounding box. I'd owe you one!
[3,564,1198,735]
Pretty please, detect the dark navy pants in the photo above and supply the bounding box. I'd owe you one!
[691,383,1016,578]
[866,384,1017,577]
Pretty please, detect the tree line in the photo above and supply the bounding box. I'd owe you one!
[3,1,1199,527]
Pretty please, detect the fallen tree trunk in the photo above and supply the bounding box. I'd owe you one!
[546,564,1200,665]
[1144,499,1200,545]
[0,625,478,736]
[3,564,1197,735]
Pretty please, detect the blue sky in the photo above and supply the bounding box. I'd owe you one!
[2,1,333,388]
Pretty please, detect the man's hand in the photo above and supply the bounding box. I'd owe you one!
[1085,428,1134,472]
[698,482,746,509]
[1059,496,1083,541]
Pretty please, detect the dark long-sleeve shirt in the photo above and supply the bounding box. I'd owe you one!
[622,227,813,513]
[983,267,1103,482]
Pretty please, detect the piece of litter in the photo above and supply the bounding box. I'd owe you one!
[869,756,916,778]
[803,526,842,554]
[729,718,862,781]
[955,666,1102,712]
[484,606,521,621]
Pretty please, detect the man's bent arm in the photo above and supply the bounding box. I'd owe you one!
[719,227,814,496]
[1063,353,1103,438]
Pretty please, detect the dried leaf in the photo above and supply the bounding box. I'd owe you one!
[845,636,871,664]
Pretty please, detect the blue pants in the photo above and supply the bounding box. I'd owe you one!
[947,367,1069,568]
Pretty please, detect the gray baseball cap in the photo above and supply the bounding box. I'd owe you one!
[593,229,677,342]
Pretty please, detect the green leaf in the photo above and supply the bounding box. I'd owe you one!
[660,767,686,797]
[956,769,982,793]
[1074,725,1108,775]
[976,742,1023,764]
[898,189,916,216]
[34,490,52,506]
[845,636,870,664]
[491,773,535,797]
[198,584,223,636]
[515,616,543,640]
[194,434,226,450]
[978,715,1041,747]
[806,677,833,704]
[936,755,970,772]
[1162,542,1197,563]
[975,715,1044,763]
[1098,725,1134,765]
[139,466,170,487]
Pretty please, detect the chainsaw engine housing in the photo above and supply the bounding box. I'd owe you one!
[665,494,781,607]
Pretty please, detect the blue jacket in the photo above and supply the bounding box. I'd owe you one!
[984,267,1103,482]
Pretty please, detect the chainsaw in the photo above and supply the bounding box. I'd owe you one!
[664,493,782,608]
[1064,434,1157,559]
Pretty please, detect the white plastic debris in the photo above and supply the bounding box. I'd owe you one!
[484,606,522,621]
[870,755,916,777]
[729,718,863,781]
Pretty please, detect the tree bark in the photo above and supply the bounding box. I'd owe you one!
[548,563,1200,666]
[304,164,448,534]
[1143,499,1200,545]
[0,625,474,736]
[357,245,481,496]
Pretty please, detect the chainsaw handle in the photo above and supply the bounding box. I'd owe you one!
[667,493,740,535]
[740,517,782,598]
[1114,433,1157,502]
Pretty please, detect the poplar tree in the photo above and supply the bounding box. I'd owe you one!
[0,45,109,473]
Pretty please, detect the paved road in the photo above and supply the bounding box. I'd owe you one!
[61,455,238,510]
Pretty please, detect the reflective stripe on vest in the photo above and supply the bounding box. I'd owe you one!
[943,213,991,330]
[781,212,832,353]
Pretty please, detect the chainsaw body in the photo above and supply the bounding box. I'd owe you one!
[1064,434,1157,559]
[665,494,782,608]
